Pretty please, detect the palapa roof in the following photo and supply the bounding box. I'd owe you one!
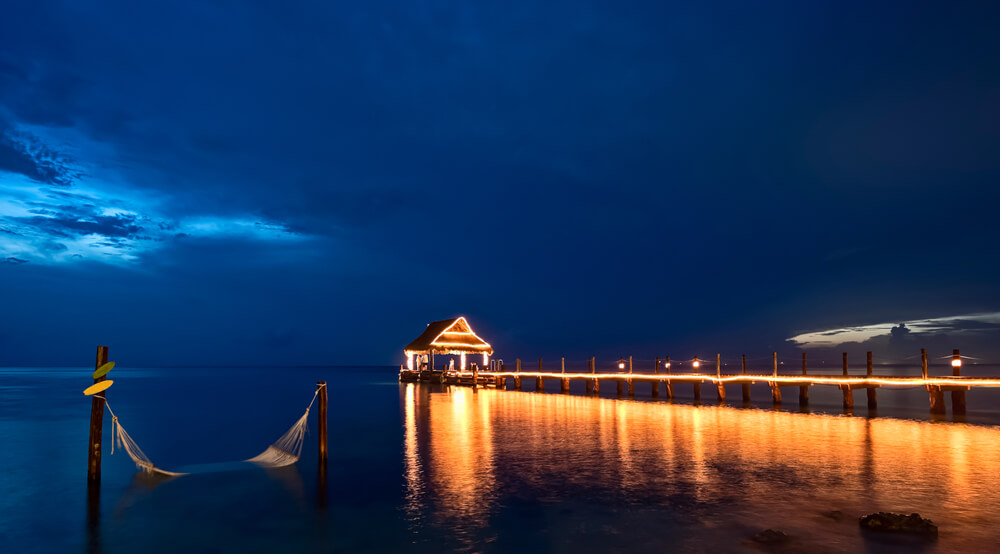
[404,317,493,355]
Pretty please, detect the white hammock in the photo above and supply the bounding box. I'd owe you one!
[101,387,320,477]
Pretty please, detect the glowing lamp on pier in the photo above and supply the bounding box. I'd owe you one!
[618,361,626,370]
[692,360,701,369]
[952,358,963,368]
[665,362,670,369]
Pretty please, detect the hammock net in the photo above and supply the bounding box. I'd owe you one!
[102,386,321,477]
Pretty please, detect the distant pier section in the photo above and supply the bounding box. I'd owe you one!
[399,317,991,418]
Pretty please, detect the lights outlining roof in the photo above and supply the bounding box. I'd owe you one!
[403,316,494,356]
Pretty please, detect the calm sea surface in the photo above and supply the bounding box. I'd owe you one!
[4,364,1000,553]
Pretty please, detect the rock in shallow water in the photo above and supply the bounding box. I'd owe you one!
[751,529,790,545]
[858,512,938,538]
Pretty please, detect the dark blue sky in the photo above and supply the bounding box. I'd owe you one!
[1,1,998,367]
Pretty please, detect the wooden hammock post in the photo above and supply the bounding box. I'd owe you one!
[536,358,544,392]
[715,353,725,401]
[627,356,634,396]
[770,352,782,404]
[926,349,945,414]
[664,355,673,399]
[515,358,522,390]
[561,357,570,392]
[799,352,809,406]
[866,352,877,411]
[87,345,109,486]
[952,349,966,415]
[741,354,751,403]
[692,356,701,401]
[841,352,854,411]
[652,357,660,398]
[317,381,328,464]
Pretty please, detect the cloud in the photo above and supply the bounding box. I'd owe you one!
[0,116,78,186]
[789,313,1000,349]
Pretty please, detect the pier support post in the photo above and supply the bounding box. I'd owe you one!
[472,363,479,391]
[627,356,634,396]
[652,357,660,398]
[770,352,781,404]
[692,356,702,401]
[536,359,544,392]
[799,352,809,406]
[952,349,966,416]
[585,357,594,394]
[741,354,750,403]
[866,352,877,411]
[561,357,570,392]
[924,349,944,414]
[617,357,624,396]
[87,345,110,486]
[515,359,522,390]
[592,357,599,393]
[715,353,725,401]
[500,361,507,390]
[841,352,853,412]
[664,356,673,399]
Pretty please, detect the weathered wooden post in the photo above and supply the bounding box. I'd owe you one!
[715,353,726,401]
[627,356,635,396]
[926,349,944,414]
[799,352,809,405]
[866,352,877,411]
[585,357,594,394]
[87,346,110,486]
[515,358,522,390]
[536,358,544,392]
[472,363,479,391]
[652,357,660,398]
[317,380,328,509]
[592,356,600,393]
[317,381,328,461]
[664,355,674,399]
[692,356,701,401]
[561,357,570,392]
[952,349,966,415]
[741,354,751,403]
[770,352,782,404]
[500,361,507,390]
[617,357,625,396]
[841,352,853,411]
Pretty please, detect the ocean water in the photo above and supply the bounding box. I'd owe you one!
[3,365,1000,553]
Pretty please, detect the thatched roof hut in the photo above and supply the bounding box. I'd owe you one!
[403,317,492,371]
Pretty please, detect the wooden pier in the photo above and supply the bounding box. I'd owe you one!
[401,349,990,417]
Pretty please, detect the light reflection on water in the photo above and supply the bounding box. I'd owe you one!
[402,383,1000,552]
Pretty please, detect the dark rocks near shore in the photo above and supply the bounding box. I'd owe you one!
[751,529,790,545]
[859,512,938,538]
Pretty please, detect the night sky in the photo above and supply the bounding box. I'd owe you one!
[2,1,998,367]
